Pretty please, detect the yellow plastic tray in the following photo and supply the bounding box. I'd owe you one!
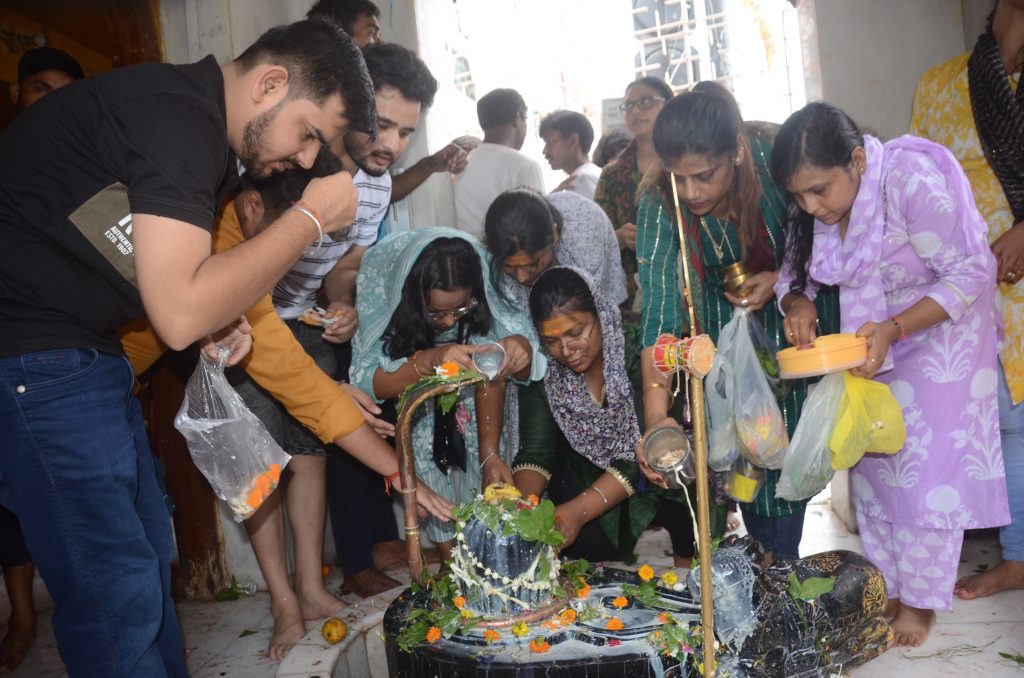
[776,333,867,379]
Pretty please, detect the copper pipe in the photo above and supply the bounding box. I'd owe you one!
[395,374,485,585]
[668,172,716,676]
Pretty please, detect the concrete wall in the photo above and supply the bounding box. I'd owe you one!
[801,0,967,139]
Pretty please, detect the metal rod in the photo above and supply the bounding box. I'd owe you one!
[669,172,716,676]
[395,375,485,585]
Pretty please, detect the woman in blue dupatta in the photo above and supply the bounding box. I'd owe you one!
[350,228,545,561]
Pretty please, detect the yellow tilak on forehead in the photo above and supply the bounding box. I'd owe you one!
[540,312,589,338]
[504,251,535,267]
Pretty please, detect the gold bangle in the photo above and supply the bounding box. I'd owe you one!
[644,383,667,392]
[410,350,431,377]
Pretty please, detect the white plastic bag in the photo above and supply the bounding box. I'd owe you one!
[174,348,291,521]
[776,372,845,501]
[729,309,788,469]
[706,340,740,472]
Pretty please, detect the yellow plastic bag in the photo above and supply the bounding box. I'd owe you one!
[829,372,906,470]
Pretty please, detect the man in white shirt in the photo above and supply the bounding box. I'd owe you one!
[540,110,602,201]
[454,88,545,238]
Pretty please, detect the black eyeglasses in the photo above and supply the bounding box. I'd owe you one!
[427,298,479,323]
[618,96,667,114]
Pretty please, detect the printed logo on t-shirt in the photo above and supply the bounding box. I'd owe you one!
[68,182,138,288]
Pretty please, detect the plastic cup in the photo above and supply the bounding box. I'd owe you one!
[644,426,696,489]
[472,342,506,380]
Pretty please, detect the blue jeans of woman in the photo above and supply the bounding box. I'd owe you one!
[998,365,1024,563]
[0,349,186,677]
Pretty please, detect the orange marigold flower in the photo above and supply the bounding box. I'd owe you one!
[658,612,671,623]
[542,619,560,630]
[526,494,540,507]
[426,626,442,643]
[576,582,591,598]
[437,361,460,377]
[557,608,577,625]
[483,628,500,644]
[637,564,655,581]
[529,637,551,654]
[607,618,624,631]
[452,596,466,609]
[612,596,628,609]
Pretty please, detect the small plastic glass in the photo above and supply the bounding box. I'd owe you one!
[472,342,506,381]
[726,456,765,503]
[644,426,696,489]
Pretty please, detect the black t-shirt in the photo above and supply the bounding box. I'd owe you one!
[0,55,239,357]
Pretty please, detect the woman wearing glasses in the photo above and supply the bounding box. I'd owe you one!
[635,83,839,562]
[594,77,674,310]
[350,228,544,562]
[513,266,682,561]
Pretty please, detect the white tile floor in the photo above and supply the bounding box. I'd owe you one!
[3,488,1024,677]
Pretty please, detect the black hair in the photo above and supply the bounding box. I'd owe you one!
[383,237,492,358]
[307,0,380,35]
[538,110,595,154]
[593,127,633,167]
[627,76,673,102]
[477,88,526,129]
[234,20,376,137]
[362,43,438,109]
[769,102,864,295]
[650,85,762,263]
[240,148,342,225]
[528,267,598,335]
[483,189,564,298]
[18,47,84,82]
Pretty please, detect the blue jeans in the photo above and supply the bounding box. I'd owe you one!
[998,365,1024,562]
[0,349,186,677]
[741,509,806,561]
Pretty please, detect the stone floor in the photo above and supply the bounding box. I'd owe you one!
[3,488,1024,677]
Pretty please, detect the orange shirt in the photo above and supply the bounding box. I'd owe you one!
[119,202,365,443]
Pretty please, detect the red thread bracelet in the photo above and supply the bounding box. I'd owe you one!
[384,470,401,496]
[891,316,906,342]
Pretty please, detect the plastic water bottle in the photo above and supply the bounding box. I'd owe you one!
[237,580,258,596]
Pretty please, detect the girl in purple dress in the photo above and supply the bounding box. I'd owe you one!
[770,103,1010,647]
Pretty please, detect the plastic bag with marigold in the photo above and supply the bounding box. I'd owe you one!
[174,348,291,522]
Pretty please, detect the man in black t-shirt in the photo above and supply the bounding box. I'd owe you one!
[0,20,376,678]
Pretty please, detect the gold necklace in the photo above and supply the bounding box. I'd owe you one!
[699,216,735,263]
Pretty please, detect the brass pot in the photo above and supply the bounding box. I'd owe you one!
[721,261,753,298]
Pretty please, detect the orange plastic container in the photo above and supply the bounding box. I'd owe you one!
[776,333,867,379]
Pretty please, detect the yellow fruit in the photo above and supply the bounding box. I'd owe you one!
[483,482,521,504]
[322,617,348,645]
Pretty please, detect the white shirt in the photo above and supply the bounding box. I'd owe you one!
[565,161,602,201]
[453,142,545,239]
[272,170,391,319]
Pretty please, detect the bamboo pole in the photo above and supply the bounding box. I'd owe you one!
[668,173,716,676]
[395,375,485,585]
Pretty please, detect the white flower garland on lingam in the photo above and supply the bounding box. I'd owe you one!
[449,529,562,611]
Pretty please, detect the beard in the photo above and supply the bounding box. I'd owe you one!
[239,101,285,178]
[344,133,393,177]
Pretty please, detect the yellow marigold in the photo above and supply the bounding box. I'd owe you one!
[607,617,624,631]
[526,494,540,507]
[638,564,655,581]
[437,361,460,377]
[452,596,466,609]
[660,571,678,586]
[612,596,628,609]
[529,637,551,654]
[511,621,530,637]
[483,628,500,644]
[557,608,577,625]
[426,626,442,643]
[461,609,473,619]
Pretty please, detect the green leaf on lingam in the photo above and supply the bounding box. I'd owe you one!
[787,572,836,602]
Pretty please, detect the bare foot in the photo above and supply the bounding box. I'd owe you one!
[884,598,900,621]
[267,602,306,663]
[673,555,692,569]
[890,605,935,647]
[372,540,407,571]
[297,585,347,621]
[343,568,402,599]
[0,615,37,675]
[726,512,742,533]
[954,560,1024,600]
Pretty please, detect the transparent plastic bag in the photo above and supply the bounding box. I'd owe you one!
[730,309,788,469]
[706,349,740,472]
[776,372,845,501]
[747,310,789,401]
[173,348,291,521]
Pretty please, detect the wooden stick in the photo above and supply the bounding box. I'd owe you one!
[668,172,716,676]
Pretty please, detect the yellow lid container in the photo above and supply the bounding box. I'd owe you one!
[776,333,867,379]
